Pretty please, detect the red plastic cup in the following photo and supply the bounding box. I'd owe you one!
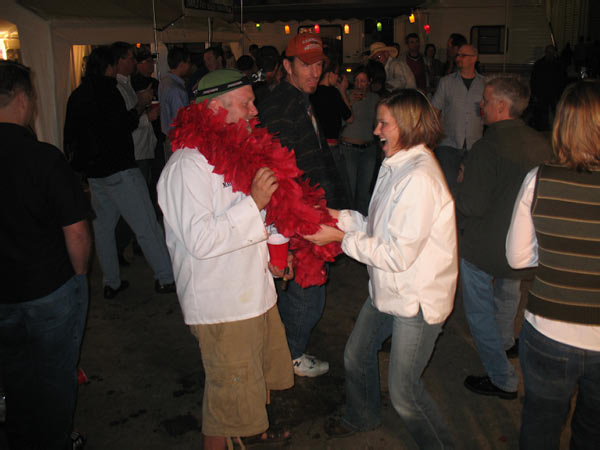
[151,100,160,112]
[267,233,290,271]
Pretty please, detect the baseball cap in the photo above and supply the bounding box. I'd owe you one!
[193,69,251,103]
[285,34,325,65]
[135,46,156,62]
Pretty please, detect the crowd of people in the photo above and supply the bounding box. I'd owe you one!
[1,28,598,450]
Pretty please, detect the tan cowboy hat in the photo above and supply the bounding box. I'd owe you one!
[369,42,399,59]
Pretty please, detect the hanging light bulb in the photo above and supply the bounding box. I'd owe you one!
[424,24,431,34]
[284,24,291,35]
[376,21,382,32]
[409,13,416,24]
[314,24,320,34]
[255,23,261,31]
[344,24,350,34]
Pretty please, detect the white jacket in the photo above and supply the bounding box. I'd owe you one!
[157,148,276,325]
[338,144,457,324]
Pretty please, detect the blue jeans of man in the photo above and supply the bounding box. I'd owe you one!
[88,168,174,289]
[519,320,600,450]
[0,274,88,450]
[460,258,521,392]
[276,280,325,360]
[341,142,378,216]
[342,298,454,449]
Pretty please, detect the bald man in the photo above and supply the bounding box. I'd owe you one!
[431,44,485,192]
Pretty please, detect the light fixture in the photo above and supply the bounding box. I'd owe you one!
[344,24,350,34]
[409,13,416,24]
[255,23,261,31]
[314,24,320,34]
[284,24,290,35]
[376,21,382,32]
[424,24,431,34]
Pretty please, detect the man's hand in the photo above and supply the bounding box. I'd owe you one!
[251,167,278,210]
[136,85,153,108]
[268,253,294,279]
[327,208,340,219]
[304,224,345,246]
[457,163,465,184]
[147,106,160,122]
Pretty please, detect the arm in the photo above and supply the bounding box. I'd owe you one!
[158,154,269,259]
[506,167,539,269]
[63,220,92,274]
[455,144,495,217]
[336,76,354,124]
[342,173,440,272]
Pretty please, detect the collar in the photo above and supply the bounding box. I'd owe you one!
[167,72,185,86]
[382,143,428,168]
[116,73,130,84]
[487,118,525,130]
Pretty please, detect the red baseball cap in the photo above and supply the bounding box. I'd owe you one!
[285,34,326,65]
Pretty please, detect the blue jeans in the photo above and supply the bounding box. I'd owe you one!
[343,299,454,449]
[520,321,600,449]
[89,168,174,288]
[460,258,521,391]
[276,280,326,360]
[0,274,88,450]
[341,142,378,216]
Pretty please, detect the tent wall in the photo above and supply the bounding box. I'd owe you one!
[5,1,60,147]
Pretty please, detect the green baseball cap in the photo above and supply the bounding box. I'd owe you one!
[193,69,251,103]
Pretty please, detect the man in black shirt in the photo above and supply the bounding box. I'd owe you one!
[0,60,92,449]
[259,34,349,378]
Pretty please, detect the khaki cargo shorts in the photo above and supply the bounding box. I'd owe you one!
[190,305,294,437]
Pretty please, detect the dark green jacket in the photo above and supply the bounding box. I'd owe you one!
[456,119,553,277]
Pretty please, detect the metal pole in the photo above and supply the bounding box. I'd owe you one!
[503,0,509,73]
[152,0,160,78]
[208,16,213,47]
[240,0,244,54]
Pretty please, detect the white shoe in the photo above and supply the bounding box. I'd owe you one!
[293,354,329,377]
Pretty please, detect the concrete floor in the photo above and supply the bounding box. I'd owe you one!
[4,249,574,449]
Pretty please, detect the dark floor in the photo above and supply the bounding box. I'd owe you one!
[3,249,573,449]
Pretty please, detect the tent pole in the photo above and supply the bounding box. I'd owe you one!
[208,17,213,46]
[152,0,160,78]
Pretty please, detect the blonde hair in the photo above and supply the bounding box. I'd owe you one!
[379,89,442,149]
[552,80,600,170]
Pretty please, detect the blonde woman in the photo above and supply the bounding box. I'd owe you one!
[306,90,457,448]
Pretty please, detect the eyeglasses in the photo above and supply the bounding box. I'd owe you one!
[456,53,476,58]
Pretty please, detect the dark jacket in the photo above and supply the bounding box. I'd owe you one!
[456,119,553,277]
[258,81,349,209]
[64,75,139,178]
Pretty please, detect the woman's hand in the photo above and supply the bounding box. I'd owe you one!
[304,225,345,246]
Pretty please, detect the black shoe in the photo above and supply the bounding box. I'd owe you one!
[118,253,130,267]
[103,280,129,299]
[154,280,176,294]
[506,339,519,359]
[464,375,517,400]
[324,417,356,439]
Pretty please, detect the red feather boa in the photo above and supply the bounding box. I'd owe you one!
[169,101,341,287]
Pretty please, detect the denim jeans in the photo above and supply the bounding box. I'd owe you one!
[0,274,88,450]
[460,258,521,391]
[89,168,174,288]
[276,279,326,360]
[341,142,378,216]
[342,299,454,449]
[520,320,600,450]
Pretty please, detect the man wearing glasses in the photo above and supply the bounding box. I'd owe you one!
[431,44,485,193]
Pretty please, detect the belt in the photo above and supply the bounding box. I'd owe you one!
[341,141,372,149]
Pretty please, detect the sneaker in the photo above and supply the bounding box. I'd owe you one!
[154,280,176,294]
[293,354,329,377]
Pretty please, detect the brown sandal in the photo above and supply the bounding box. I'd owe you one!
[227,427,291,449]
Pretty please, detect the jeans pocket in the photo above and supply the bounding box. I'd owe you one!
[522,334,570,398]
[204,362,251,429]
